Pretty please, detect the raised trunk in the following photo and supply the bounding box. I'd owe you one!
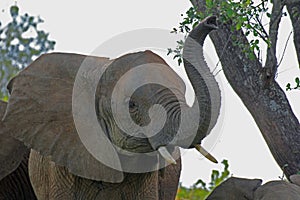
[180,17,221,147]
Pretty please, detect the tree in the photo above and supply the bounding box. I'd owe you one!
[171,0,299,180]
[0,5,55,100]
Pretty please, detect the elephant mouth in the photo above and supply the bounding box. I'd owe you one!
[114,131,218,165]
[113,135,178,166]
[118,136,154,154]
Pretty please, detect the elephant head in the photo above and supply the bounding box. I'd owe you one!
[206,177,263,200]
[2,16,220,184]
[254,180,300,200]
[206,176,300,200]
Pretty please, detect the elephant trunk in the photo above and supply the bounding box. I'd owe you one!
[175,16,221,148]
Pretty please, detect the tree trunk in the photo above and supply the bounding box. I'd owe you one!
[189,0,300,178]
[286,0,300,65]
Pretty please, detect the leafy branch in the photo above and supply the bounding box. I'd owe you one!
[168,0,277,63]
[0,5,56,100]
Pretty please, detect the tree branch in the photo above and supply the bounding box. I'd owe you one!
[278,30,293,67]
[189,0,300,179]
[265,0,284,78]
[285,0,300,66]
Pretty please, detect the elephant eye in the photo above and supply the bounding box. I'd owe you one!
[129,100,138,112]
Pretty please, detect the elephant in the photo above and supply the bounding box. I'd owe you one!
[206,177,263,200]
[0,100,37,199]
[290,174,300,186]
[206,176,300,200]
[2,16,221,199]
[254,179,300,200]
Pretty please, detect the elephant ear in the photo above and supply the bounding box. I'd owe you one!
[3,53,124,183]
[0,100,28,180]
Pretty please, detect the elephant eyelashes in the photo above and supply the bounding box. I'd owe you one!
[129,100,138,113]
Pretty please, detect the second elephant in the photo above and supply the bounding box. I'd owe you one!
[206,176,300,200]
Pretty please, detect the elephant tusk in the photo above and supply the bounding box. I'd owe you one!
[195,144,218,164]
[158,146,177,165]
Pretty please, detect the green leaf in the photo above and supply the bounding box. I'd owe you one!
[286,83,292,91]
[10,5,19,18]
[177,58,182,66]
[226,9,235,18]
[29,16,34,24]
[236,21,243,30]
[245,0,251,6]
[194,179,207,190]
[206,0,214,9]
[170,28,177,33]
[1,95,9,102]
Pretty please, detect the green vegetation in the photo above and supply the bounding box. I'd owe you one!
[169,0,274,64]
[176,159,230,200]
[286,77,300,91]
[168,0,298,89]
[0,5,55,100]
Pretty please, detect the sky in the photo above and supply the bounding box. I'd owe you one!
[1,0,299,187]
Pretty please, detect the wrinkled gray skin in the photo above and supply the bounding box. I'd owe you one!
[29,149,181,200]
[206,176,300,200]
[2,17,220,199]
[254,180,300,200]
[206,177,262,200]
[0,151,37,200]
[0,101,26,180]
[0,101,36,200]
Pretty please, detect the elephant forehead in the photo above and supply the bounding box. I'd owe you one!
[108,51,186,100]
[124,65,183,85]
[113,68,185,98]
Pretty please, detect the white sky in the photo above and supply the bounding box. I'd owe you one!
[1,0,299,187]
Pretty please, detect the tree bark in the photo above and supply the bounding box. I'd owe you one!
[286,0,300,65]
[189,0,300,178]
